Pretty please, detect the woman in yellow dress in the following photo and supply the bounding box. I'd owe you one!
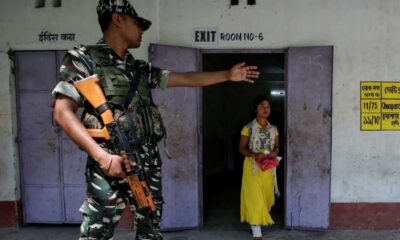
[239,97,280,240]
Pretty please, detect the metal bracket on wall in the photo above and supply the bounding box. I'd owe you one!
[248,0,256,5]
[52,0,61,7]
[35,0,61,8]
[230,0,256,6]
[230,0,239,6]
[35,0,45,8]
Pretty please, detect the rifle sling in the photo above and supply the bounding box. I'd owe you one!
[95,102,113,115]
[124,70,142,108]
[83,69,141,126]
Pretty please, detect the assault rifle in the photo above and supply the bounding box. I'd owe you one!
[73,75,156,214]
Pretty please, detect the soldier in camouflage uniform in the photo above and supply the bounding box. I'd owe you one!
[52,0,259,239]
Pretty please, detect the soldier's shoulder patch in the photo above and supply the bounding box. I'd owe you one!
[68,45,90,59]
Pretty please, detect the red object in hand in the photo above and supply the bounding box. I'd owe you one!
[255,156,279,171]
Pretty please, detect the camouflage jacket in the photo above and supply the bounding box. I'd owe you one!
[52,39,170,131]
[53,39,169,151]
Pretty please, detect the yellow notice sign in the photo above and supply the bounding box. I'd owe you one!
[382,82,400,99]
[361,81,400,130]
[361,113,381,130]
[381,99,400,130]
[382,113,400,130]
[361,99,380,113]
[381,99,400,112]
[361,82,381,99]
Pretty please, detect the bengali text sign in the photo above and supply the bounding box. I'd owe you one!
[361,81,400,130]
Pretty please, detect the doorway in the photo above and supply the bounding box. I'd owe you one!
[201,51,286,230]
[150,44,332,230]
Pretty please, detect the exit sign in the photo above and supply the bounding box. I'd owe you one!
[192,27,218,46]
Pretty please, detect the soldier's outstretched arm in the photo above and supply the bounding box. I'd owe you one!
[53,95,126,178]
[168,62,260,87]
[167,62,259,87]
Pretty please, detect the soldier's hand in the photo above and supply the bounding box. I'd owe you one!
[99,154,126,178]
[120,151,136,173]
[229,62,259,83]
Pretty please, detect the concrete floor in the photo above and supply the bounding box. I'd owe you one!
[2,171,399,240]
[1,225,400,240]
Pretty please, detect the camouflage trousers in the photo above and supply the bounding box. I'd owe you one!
[79,141,163,240]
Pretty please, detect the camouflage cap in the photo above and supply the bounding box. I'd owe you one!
[97,0,152,31]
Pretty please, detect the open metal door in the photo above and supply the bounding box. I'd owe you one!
[16,51,63,223]
[16,51,86,224]
[149,44,201,229]
[285,46,333,229]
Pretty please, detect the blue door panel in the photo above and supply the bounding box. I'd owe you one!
[285,46,333,230]
[16,51,85,224]
[149,44,201,229]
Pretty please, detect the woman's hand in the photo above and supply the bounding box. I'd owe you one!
[267,151,278,158]
[252,153,266,160]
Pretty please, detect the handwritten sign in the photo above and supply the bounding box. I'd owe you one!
[361,81,400,130]
[38,31,75,42]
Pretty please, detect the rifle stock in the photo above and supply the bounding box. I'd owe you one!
[74,75,114,125]
[86,128,111,140]
[73,75,156,212]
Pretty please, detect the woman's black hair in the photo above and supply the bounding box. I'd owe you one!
[253,96,270,110]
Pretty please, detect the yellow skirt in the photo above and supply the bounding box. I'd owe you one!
[240,157,275,225]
